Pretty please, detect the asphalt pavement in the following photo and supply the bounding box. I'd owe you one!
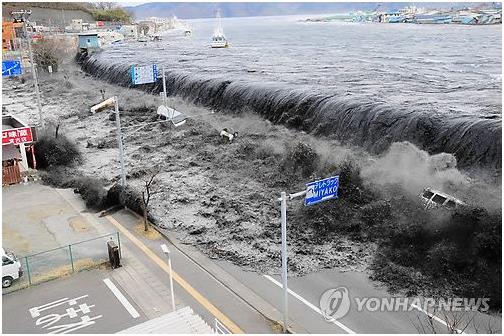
[2,269,146,334]
[106,209,276,333]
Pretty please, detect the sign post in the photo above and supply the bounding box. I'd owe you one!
[162,65,167,106]
[277,175,339,333]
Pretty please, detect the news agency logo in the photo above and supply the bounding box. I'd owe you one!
[319,286,491,322]
[319,287,351,320]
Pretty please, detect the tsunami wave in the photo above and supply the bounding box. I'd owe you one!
[79,53,502,172]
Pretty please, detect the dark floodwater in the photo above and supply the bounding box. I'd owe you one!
[84,15,502,170]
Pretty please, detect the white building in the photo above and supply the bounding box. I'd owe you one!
[119,24,138,39]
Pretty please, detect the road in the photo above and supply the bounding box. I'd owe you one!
[88,203,503,334]
[213,249,502,334]
[104,210,276,333]
[2,269,146,334]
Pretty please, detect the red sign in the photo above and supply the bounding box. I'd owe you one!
[2,127,33,145]
[96,21,104,27]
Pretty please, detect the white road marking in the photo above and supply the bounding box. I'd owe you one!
[29,295,89,318]
[264,275,356,334]
[411,303,464,334]
[103,278,140,318]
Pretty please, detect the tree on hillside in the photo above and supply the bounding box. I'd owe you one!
[92,2,117,10]
[91,7,133,23]
[33,37,70,72]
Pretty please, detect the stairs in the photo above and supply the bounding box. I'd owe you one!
[118,306,214,334]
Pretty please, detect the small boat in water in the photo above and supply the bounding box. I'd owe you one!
[211,10,229,48]
[184,24,192,36]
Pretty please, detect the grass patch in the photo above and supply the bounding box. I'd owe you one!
[134,221,162,240]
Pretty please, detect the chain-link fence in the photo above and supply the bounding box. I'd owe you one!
[3,232,120,293]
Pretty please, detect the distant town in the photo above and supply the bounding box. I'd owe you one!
[306,4,502,24]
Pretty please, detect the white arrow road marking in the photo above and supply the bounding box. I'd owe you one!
[264,275,356,334]
[103,278,140,318]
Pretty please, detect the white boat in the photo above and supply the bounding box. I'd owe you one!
[183,24,192,36]
[211,10,228,48]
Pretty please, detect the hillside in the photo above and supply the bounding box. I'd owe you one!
[2,2,94,25]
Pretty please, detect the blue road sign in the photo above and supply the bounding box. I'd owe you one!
[130,64,158,85]
[304,175,339,206]
[2,60,22,77]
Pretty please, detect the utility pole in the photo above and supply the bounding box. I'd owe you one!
[90,97,126,186]
[276,175,339,333]
[280,191,289,333]
[161,65,176,120]
[161,244,176,311]
[278,189,307,333]
[114,97,127,187]
[13,10,45,129]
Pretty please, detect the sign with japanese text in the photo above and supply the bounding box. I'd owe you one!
[2,127,34,145]
[130,64,158,85]
[304,175,339,206]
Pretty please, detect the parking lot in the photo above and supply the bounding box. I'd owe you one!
[2,269,146,334]
[2,183,119,293]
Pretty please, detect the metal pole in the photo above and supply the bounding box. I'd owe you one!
[25,256,32,285]
[161,65,173,120]
[69,245,75,273]
[116,232,122,258]
[280,191,288,333]
[23,18,44,129]
[162,64,167,107]
[167,254,176,311]
[114,98,126,186]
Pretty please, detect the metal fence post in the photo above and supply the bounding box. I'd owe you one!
[25,256,32,285]
[116,231,122,258]
[69,245,75,273]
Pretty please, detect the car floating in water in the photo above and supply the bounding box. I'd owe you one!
[420,188,466,210]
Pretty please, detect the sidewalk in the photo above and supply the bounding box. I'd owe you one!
[57,187,277,333]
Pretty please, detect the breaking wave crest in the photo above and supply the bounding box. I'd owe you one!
[80,54,501,172]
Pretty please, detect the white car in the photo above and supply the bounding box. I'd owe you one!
[2,248,23,288]
[420,188,465,210]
